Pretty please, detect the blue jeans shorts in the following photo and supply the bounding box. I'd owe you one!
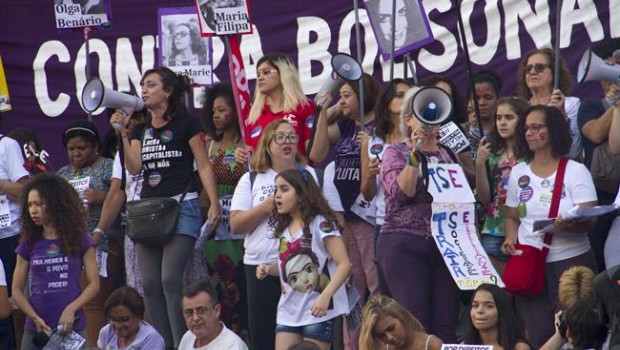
[275,317,336,342]
[175,198,203,238]
[481,234,509,261]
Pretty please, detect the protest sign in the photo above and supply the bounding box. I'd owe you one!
[426,163,475,203]
[431,202,505,290]
[364,0,433,60]
[441,345,493,350]
[53,0,112,30]
[159,7,214,86]
[439,122,470,154]
[195,0,252,36]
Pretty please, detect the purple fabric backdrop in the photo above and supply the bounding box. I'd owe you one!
[0,0,616,166]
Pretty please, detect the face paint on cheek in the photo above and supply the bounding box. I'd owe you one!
[539,133,546,141]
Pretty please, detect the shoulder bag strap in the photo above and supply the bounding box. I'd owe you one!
[544,157,569,249]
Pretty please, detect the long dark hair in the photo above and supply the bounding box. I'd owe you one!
[347,73,381,118]
[269,169,343,240]
[140,66,190,121]
[202,82,241,142]
[485,97,528,157]
[463,284,529,350]
[20,173,88,256]
[374,78,410,141]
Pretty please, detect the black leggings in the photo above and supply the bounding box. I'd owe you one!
[244,264,280,350]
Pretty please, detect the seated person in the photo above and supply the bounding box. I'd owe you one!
[178,279,248,350]
[540,299,608,350]
[97,286,164,349]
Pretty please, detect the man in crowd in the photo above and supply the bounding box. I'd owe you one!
[178,280,248,350]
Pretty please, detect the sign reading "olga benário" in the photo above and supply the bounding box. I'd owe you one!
[53,0,112,30]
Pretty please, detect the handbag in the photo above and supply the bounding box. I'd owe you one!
[125,193,186,245]
[118,132,190,245]
[502,157,568,297]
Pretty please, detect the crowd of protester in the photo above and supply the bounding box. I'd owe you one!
[0,37,619,350]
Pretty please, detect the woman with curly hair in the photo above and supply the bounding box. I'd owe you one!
[167,21,208,67]
[359,295,443,350]
[462,284,531,350]
[12,173,99,349]
[230,119,343,350]
[256,169,350,350]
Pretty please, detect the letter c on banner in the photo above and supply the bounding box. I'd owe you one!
[33,40,71,117]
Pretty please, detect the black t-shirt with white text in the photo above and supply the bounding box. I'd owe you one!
[130,115,202,198]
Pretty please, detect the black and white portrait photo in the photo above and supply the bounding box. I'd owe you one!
[195,0,252,36]
[53,0,111,29]
[364,0,433,59]
[158,7,213,86]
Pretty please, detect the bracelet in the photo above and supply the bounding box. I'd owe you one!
[407,151,421,168]
[93,228,104,235]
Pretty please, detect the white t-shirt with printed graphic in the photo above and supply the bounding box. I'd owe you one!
[276,215,349,327]
[0,135,29,239]
[230,167,343,265]
[506,160,597,262]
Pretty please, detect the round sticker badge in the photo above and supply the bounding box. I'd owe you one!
[519,186,534,202]
[517,201,527,218]
[319,221,333,233]
[541,179,551,188]
[370,143,383,157]
[518,175,530,188]
[147,172,162,187]
[160,130,174,143]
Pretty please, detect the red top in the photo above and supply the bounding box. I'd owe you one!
[244,99,316,156]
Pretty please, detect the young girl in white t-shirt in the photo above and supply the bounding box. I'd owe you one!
[256,168,351,350]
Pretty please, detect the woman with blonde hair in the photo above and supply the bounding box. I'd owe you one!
[230,119,343,350]
[235,53,315,165]
[360,295,443,350]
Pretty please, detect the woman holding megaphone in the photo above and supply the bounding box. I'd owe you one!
[112,66,221,348]
[376,86,461,343]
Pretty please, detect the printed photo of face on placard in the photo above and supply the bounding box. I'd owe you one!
[158,7,213,86]
[53,0,111,30]
[195,0,252,36]
[364,0,433,60]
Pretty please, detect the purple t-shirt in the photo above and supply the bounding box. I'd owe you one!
[15,232,93,332]
[335,119,375,219]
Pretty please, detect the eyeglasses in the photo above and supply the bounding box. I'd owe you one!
[523,124,547,134]
[182,305,214,318]
[272,132,299,145]
[256,68,277,78]
[525,63,551,74]
[173,31,190,40]
[109,316,133,325]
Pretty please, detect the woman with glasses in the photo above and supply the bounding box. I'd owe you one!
[235,53,315,166]
[502,105,598,349]
[516,48,581,160]
[97,287,164,349]
[230,119,343,350]
[166,20,208,67]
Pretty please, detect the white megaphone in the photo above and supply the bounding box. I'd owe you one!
[411,86,453,149]
[314,53,363,105]
[81,77,145,130]
[577,49,620,83]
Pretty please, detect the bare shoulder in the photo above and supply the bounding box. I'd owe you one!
[428,334,444,350]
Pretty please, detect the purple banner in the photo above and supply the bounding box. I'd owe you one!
[0,0,617,166]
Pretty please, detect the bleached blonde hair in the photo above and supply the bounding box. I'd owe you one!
[248,53,309,124]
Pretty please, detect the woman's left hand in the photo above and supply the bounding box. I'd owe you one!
[207,202,222,229]
[310,293,330,318]
[83,188,105,205]
[548,89,566,115]
[58,305,77,336]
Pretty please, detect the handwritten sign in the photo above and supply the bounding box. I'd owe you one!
[426,163,474,203]
[441,345,493,350]
[431,203,504,290]
[439,121,470,154]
